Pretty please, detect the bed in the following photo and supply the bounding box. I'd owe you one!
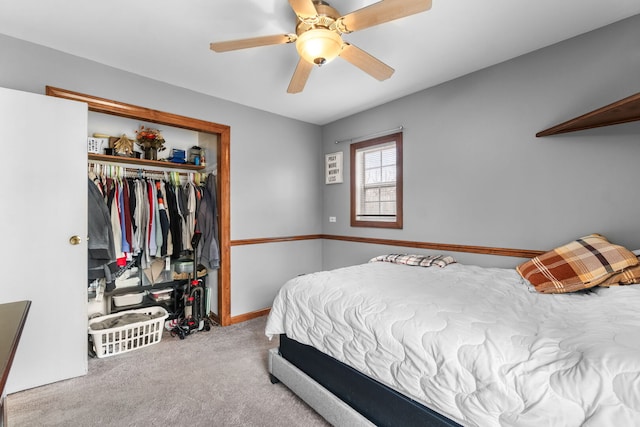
[265,237,640,427]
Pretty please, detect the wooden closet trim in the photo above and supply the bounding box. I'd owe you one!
[46,86,233,326]
[45,86,229,134]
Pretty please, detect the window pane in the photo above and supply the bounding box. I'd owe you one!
[365,168,381,184]
[381,148,395,166]
[364,151,380,168]
[380,202,395,214]
[364,202,379,214]
[364,188,380,202]
[381,165,395,183]
[380,187,395,202]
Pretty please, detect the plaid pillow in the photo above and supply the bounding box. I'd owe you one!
[597,263,640,287]
[369,254,456,268]
[516,234,638,293]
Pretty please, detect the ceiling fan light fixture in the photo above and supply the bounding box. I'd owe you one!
[296,28,343,66]
[211,0,432,93]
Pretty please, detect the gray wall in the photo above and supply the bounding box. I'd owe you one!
[321,14,640,270]
[0,33,323,316]
[2,14,639,316]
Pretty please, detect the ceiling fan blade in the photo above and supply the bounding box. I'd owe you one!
[339,0,432,33]
[210,34,295,52]
[287,59,313,94]
[288,0,318,19]
[339,43,394,81]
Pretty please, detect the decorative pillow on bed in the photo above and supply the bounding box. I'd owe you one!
[597,262,640,287]
[369,254,456,268]
[516,234,638,293]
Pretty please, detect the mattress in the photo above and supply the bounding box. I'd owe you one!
[265,261,640,426]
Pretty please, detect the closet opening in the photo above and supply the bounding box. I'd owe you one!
[46,86,232,326]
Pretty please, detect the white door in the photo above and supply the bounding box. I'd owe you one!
[0,87,88,393]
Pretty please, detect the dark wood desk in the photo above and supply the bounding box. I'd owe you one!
[0,300,31,427]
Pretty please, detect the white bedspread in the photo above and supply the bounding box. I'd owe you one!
[265,262,640,427]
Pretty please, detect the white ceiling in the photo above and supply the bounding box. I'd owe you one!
[1,1,639,125]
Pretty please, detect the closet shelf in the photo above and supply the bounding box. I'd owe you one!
[536,92,640,137]
[88,153,206,171]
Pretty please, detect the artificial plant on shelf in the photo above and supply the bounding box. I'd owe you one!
[113,134,135,156]
[135,126,166,160]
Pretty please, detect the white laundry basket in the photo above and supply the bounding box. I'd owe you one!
[88,307,169,358]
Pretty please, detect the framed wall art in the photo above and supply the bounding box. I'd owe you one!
[325,151,343,184]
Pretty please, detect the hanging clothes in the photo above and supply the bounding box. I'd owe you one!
[121,179,133,255]
[136,178,149,265]
[87,166,212,271]
[165,182,183,258]
[156,180,170,257]
[127,178,137,236]
[110,182,125,264]
[87,177,118,291]
[197,173,220,269]
[183,181,197,251]
[146,179,158,258]
[118,181,130,256]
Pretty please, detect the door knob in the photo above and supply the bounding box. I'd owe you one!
[69,235,82,245]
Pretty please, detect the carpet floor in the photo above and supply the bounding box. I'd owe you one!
[7,316,330,427]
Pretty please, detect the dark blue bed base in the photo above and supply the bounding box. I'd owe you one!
[278,334,462,427]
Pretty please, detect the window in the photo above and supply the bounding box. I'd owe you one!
[350,132,403,228]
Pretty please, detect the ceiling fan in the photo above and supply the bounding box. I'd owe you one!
[209,0,432,93]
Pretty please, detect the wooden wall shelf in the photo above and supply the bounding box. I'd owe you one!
[536,92,640,137]
[88,153,205,171]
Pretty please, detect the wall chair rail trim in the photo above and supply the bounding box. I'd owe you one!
[230,234,543,259]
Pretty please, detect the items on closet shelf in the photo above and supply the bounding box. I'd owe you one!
[87,163,220,292]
